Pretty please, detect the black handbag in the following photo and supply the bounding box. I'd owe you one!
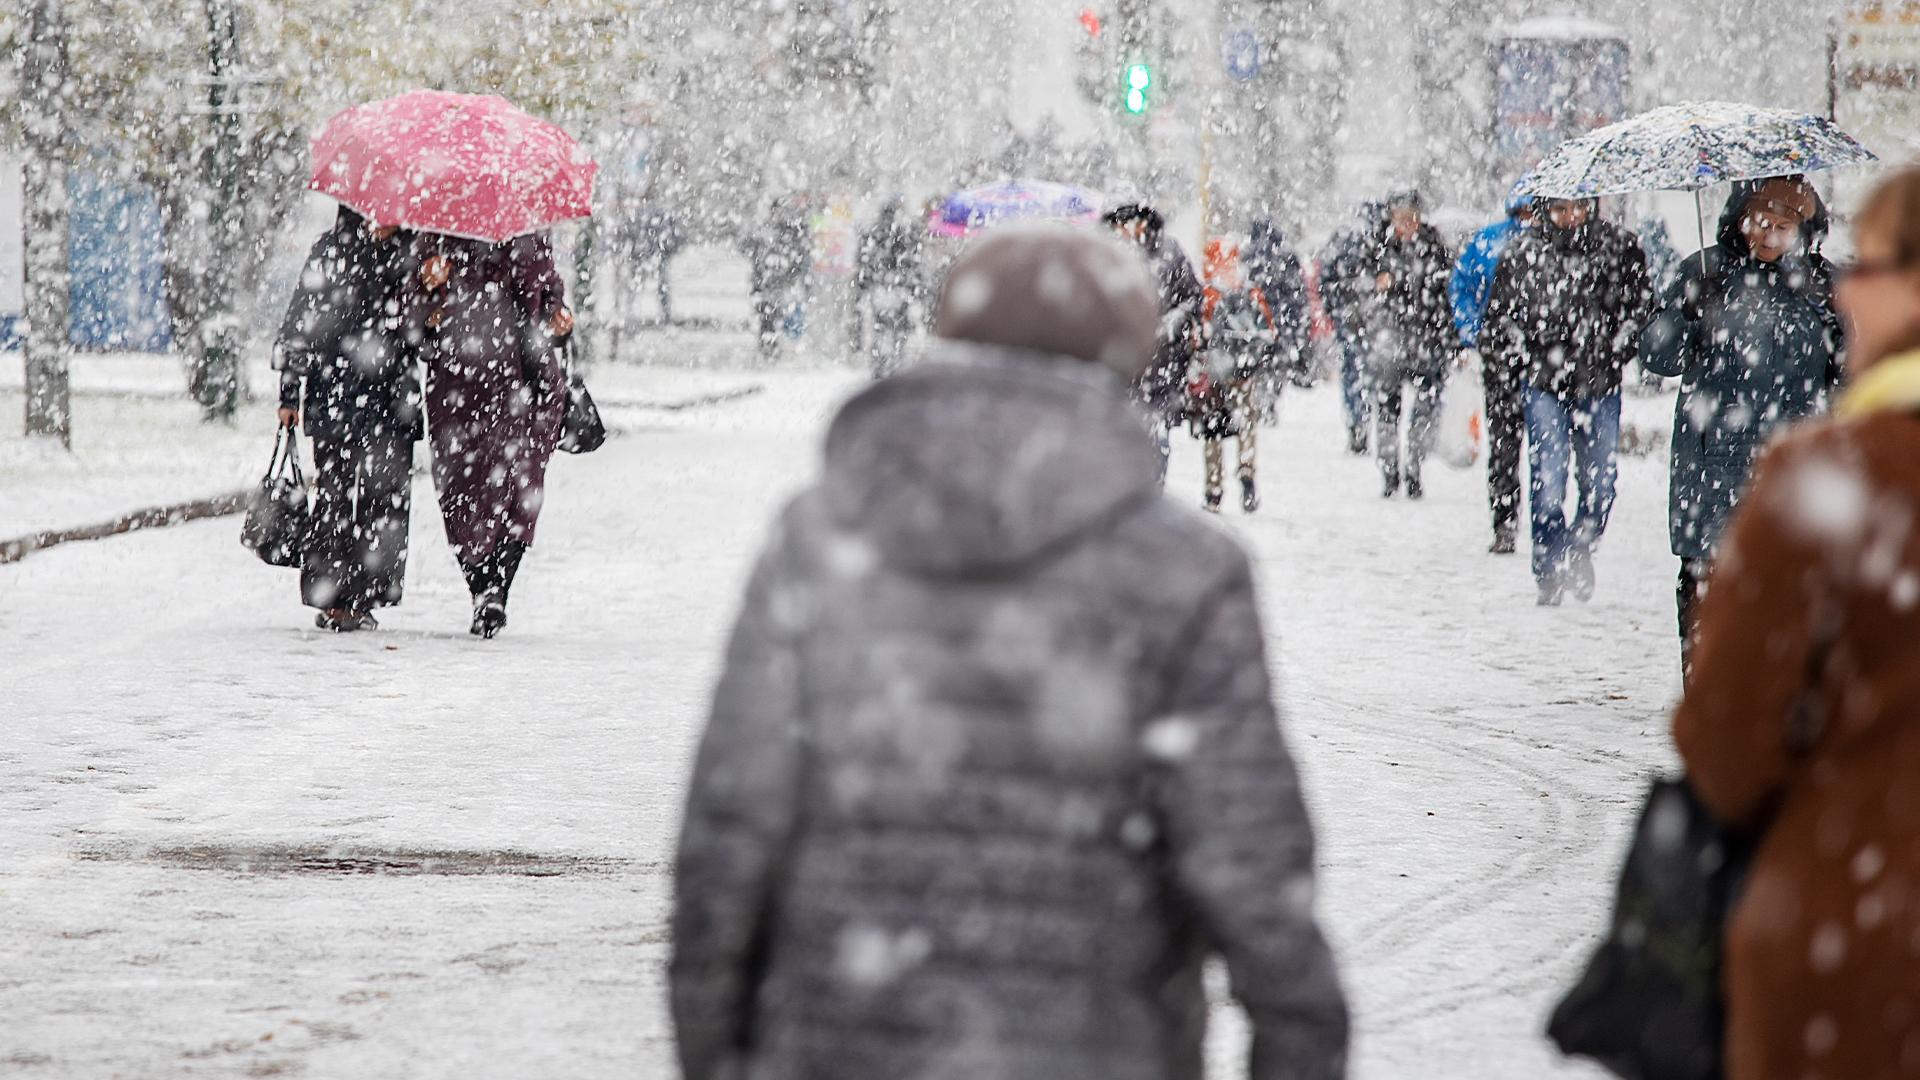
[241,426,310,567]
[1547,777,1752,1080]
[555,340,606,454]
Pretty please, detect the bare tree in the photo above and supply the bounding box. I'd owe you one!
[18,0,71,446]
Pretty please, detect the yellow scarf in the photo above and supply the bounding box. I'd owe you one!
[1837,349,1920,420]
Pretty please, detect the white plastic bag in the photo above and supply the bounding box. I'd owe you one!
[1433,368,1484,470]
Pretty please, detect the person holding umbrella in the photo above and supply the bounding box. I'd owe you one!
[272,206,420,632]
[1478,198,1651,604]
[305,89,596,638]
[413,235,573,638]
[1640,176,1841,660]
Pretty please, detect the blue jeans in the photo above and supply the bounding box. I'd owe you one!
[1333,325,1370,431]
[1524,389,1620,583]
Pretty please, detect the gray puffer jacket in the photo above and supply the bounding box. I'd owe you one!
[670,343,1347,1080]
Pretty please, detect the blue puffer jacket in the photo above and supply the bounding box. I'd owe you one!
[1638,182,1842,559]
[1448,218,1523,347]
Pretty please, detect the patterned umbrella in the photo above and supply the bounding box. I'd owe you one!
[930,180,1100,237]
[308,90,597,243]
[1514,101,1876,200]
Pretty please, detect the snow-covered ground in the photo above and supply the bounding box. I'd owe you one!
[2,335,1681,1079]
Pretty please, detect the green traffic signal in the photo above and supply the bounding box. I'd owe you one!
[1124,63,1151,113]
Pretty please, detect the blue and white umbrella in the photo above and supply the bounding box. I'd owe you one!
[1513,101,1877,200]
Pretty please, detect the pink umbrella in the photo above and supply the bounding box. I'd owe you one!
[308,89,596,242]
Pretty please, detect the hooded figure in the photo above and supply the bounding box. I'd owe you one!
[1639,175,1841,649]
[670,224,1349,1080]
[1478,197,1652,604]
[272,205,421,631]
[1244,217,1311,380]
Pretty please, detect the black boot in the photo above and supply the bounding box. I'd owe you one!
[470,590,507,638]
[1240,475,1259,513]
[1489,523,1516,554]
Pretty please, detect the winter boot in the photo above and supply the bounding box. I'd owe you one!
[1568,548,1596,602]
[316,609,377,632]
[1203,490,1222,513]
[1348,424,1369,455]
[470,591,508,639]
[1404,472,1423,500]
[1489,524,1516,555]
[1381,470,1399,499]
[1240,475,1259,513]
[1536,574,1565,607]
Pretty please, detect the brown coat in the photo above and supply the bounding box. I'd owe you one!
[1675,407,1920,1080]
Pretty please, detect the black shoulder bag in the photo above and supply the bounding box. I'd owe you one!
[1549,605,1836,1080]
[554,338,605,454]
[241,426,310,567]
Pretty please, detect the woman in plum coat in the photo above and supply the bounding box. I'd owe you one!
[412,232,573,638]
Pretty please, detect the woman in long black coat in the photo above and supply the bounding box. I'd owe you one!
[1639,175,1841,652]
[272,206,420,632]
[412,232,571,639]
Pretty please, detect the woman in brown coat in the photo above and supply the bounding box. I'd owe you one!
[1675,166,1920,1080]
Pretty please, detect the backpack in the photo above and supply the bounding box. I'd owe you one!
[1208,288,1277,379]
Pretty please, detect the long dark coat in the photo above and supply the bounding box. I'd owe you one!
[1477,215,1652,401]
[1674,383,1920,1080]
[410,233,566,566]
[671,342,1348,1080]
[1134,232,1204,420]
[1639,185,1841,559]
[1244,218,1311,372]
[272,206,421,443]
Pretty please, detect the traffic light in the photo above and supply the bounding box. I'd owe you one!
[1123,63,1151,114]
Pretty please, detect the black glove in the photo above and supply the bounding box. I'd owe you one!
[1680,274,1718,322]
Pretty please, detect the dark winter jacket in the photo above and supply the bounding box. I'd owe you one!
[746,212,813,296]
[1315,203,1383,345]
[1639,183,1841,559]
[273,207,421,443]
[671,342,1348,1080]
[1349,221,1454,372]
[1477,214,1652,401]
[1133,233,1205,421]
[1245,219,1311,371]
[854,201,925,310]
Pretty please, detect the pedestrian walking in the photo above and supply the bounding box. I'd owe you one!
[1244,216,1312,395]
[853,195,924,379]
[1192,237,1276,512]
[411,232,572,638]
[744,195,813,358]
[626,203,680,324]
[1671,165,1920,1080]
[1479,197,1651,604]
[1104,202,1202,484]
[1640,176,1841,657]
[1317,202,1385,454]
[271,206,420,633]
[669,224,1348,1080]
[1349,190,1454,499]
[1450,188,1536,553]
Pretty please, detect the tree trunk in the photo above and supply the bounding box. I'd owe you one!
[20,0,72,448]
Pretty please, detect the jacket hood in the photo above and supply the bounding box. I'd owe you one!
[1717,177,1830,257]
[820,342,1162,576]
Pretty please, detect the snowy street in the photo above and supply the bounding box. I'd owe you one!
[2,342,1679,1079]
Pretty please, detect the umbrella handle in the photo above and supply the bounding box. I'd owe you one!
[1695,189,1708,278]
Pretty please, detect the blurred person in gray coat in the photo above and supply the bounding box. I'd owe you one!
[670,224,1348,1080]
